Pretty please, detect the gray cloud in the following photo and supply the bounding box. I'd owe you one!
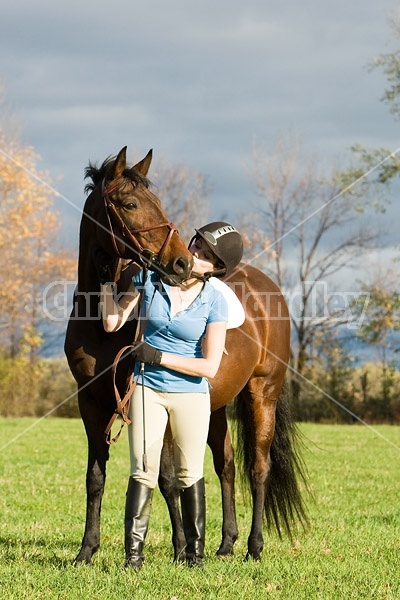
[0,0,399,245]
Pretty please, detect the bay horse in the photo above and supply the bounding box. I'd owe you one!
[65,146,308,565]
[159,264,308,561]
[64,147,193,564]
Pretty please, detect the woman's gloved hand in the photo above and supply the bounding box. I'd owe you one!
[131,341,162,365]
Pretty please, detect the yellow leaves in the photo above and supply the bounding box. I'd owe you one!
[0,129,77,354]
[357,282,400,345]
[20,327,43,354]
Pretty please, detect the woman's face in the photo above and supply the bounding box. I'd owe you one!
[188,236,219,275]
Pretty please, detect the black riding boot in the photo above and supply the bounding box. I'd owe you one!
[180,478,206,568]
[124,478,153,570]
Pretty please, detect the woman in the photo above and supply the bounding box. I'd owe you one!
[97,222,243,569]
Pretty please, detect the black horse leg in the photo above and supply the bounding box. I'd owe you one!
[207,408,238,556]
[158,424,186,561]
[75,444,107,564]
[74,394,110,565]
[242,380,276,561]
[247,477,268,561]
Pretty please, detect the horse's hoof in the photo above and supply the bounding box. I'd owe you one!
[186,556,204,569]
[216,546,234,557]
[173,551,186,564]
[245,551,261,562]
[73,554,92,566]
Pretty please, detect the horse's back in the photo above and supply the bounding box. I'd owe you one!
[209,264,290,409]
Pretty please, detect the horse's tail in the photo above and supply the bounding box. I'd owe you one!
[233,382,309,539]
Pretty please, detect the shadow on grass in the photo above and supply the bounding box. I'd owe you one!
[367,513,400,525]
[0,535,86,568]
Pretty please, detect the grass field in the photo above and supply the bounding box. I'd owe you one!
[0,418,399,599]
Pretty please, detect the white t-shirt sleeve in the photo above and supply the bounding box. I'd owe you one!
[209,277,246,329]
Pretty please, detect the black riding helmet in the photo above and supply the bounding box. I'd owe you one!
[189,221,244,279]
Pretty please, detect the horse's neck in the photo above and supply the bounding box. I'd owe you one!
[77,251,97,294]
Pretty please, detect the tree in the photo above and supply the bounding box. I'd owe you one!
[348,16,400,186]
[354,267,400,421]
[371,14,400,119]
[357,281,400,356]
[0,114,76,359]
[150,157,211,242]
[352,362,400,424]
[246,135,383,414]
[0,91,77,417]
[300,330,356,423]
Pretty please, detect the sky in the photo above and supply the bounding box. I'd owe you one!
[1,0,399,250]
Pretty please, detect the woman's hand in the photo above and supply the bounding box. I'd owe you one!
[132,341,162,365]
[100,280,140,332]
[158,320,227,379]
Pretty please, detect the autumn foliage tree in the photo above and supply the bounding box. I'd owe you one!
[0,97,79,418]
[0,129,76,360]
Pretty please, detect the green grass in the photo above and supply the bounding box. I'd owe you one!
[0,418,399,599]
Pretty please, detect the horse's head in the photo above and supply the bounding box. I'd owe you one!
[83,146,193,285]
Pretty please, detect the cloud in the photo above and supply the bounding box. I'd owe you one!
[0,0,399,244]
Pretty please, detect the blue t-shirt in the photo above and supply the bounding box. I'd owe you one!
[133,271,228,392]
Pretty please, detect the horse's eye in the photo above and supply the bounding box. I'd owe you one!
[125,202,137,210]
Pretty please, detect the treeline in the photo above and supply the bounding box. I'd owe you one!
[0,351,79,418]
[291,359,400,424]
[1,347,399,424]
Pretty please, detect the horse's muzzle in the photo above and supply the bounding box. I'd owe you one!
[172,255,193,281]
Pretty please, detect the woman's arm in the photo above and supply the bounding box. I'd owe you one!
[159,320,227,379]
[100,281,140,332]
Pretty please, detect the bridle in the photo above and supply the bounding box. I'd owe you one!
[102,177,179,274]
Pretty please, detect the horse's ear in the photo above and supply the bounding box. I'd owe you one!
[112,147,127,179]
[132,149,153,177]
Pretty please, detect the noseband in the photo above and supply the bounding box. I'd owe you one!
[102,177,179,272]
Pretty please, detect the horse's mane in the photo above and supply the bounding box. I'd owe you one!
[84,155,151,194]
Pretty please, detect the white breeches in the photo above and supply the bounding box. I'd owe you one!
[128,385,211,489]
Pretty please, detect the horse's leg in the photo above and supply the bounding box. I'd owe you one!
[207,407,238,556]
[74,391,110,564]
[158,422,186,561]
[239,377,278,561]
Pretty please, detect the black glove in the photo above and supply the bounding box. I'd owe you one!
[131,341,162,365]
[92,247,115,284]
